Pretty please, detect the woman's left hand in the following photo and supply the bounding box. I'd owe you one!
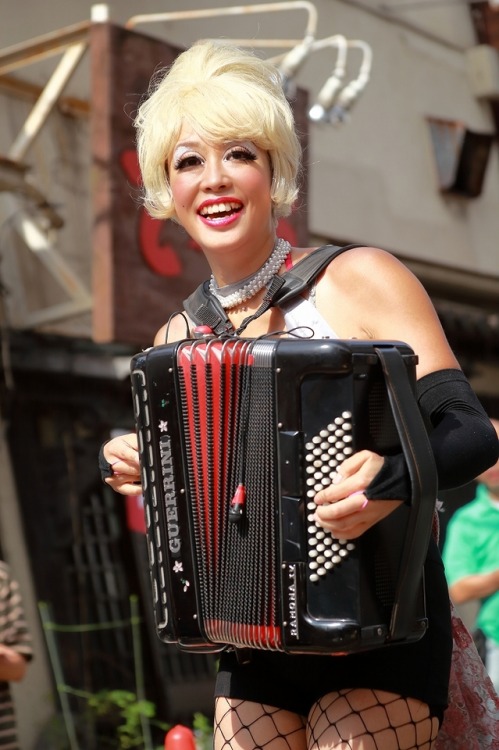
[314,450,402,539]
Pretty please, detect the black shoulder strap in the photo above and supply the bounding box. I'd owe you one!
[184,279,235,336]
[272,243,361,307]
[183,243,361,335]
[374,345,437,643]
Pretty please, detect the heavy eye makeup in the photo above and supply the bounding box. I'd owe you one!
[172,141,259,171]
[172,150,202,171]
[224,143,258,162]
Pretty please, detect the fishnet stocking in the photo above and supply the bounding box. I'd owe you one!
[214,691,440,750]
[214,697,307,750]
[307,689,440,750]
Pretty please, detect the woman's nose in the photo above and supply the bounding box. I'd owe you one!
[201,157,231,190]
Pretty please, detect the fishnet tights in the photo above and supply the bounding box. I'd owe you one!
[307,689,440,749]
[214,698,306,750]
[214,690,440,750]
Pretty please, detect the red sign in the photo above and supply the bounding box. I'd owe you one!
[125,494,147,535]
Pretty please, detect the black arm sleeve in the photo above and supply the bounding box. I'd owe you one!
[365,368,499,502]
[415,368,498,490]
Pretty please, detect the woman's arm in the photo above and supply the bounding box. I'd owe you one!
[0,644,28,682]
[314,247,498,537]
[101,313,191,496]
[449,570,499,605]
[316,246,459,377]
[101,433,142,496]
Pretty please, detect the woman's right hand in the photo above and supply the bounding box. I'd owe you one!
[102,433,143,495]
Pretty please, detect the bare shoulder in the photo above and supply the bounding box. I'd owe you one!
[323,245,412,282]
[317,245,459,375]
[321,245,432,307]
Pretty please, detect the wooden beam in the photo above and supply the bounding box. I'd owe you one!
[0,74,89,118]
[0,21,91,76]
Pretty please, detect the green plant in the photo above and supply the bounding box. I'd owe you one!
[38,598,170,749]
[86,689,169,749]
[192,712,213,750]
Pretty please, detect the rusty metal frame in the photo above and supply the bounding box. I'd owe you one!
[0,20,94,328]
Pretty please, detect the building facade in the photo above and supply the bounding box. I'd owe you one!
[0,1,498,747]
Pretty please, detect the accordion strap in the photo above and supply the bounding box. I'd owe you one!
[183,243,362,335]
[374,345,438,643]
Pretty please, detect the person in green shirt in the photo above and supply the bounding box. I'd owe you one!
[442,418,499,692]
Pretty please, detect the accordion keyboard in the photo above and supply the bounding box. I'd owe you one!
[305,411,356,582]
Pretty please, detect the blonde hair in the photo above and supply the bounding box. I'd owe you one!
[135,41,301,220]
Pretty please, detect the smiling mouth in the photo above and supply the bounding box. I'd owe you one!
[199,201,242,219]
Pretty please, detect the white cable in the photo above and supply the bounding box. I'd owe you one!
[310,38,373,124]
[307,35,348,121]
[277,34,315,81]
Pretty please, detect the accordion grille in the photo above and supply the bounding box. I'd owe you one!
[177,343,281,649]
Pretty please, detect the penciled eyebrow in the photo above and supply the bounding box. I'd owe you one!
[172,139,258,160]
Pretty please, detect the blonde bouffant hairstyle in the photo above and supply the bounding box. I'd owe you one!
[135,41,301,221]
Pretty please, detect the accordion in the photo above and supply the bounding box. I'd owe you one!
[130,337,436,655]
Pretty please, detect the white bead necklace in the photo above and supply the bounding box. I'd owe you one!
[209,238,291,310]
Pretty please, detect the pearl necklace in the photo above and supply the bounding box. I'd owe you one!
[209,238,291,310]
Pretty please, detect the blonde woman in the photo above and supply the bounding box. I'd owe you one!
[101,41,498,750]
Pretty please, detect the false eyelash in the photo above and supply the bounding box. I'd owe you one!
[229,148,257,161]
[173,154,200,170]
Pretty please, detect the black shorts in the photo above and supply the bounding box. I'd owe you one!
[215,538,452,723]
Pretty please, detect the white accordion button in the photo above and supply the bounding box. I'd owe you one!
[304,410,356,581]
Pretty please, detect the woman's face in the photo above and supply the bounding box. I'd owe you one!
[167,124,274,258]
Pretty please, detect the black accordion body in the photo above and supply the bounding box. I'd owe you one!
[130,337,436,655]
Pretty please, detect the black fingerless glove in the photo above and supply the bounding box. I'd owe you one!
[365,368,499,504]
[365,453,411,502]
[98,441,113,481]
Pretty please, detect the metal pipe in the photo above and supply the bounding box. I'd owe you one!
[211,37,306,49]
[0,21,90,76]
[38,602,81,750]
[126,1,318,40]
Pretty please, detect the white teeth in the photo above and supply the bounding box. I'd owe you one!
[200,202,239,216]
